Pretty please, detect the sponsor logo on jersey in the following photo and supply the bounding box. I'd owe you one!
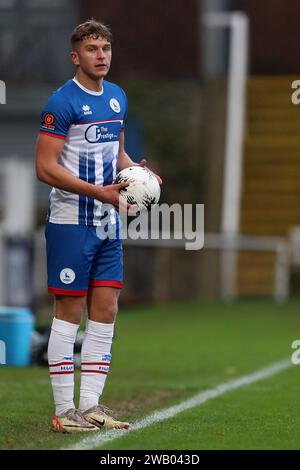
[109,98,121,113]
[85,122,120,143]
[60,268,76,284]
[82,104,93,115]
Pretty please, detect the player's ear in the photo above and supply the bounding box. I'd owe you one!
[70,50,80,66]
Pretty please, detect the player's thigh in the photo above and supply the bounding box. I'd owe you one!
[87,287,121,323]
[89,234,123,291]
[45,222,92,296]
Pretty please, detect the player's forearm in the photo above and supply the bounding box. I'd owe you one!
[117,150,136,171]
[36,161,101,200]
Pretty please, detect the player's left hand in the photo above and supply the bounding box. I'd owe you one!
[138,159,163,185]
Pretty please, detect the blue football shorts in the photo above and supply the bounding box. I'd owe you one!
[45,221,123,296]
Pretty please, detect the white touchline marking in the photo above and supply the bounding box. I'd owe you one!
[64,358,291,450]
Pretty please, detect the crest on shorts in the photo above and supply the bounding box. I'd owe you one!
[60,268,76,284]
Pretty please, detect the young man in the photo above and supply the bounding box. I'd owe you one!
[35,19,161,433]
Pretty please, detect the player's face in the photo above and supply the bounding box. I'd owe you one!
[72,36,112,80]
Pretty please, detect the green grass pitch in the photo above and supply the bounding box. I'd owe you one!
[1,300,300,450]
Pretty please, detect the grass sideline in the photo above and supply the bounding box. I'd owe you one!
[1,300,300,450]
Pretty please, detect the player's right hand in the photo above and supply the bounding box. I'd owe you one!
[95,182,131,211]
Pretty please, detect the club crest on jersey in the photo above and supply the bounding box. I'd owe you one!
[82,104,92,115]
[60,268,76,284]
[109,98,121,113]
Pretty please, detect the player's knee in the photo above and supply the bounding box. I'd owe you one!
[55,295,86,324]
[101,302,118,323]
[90,302,118,323]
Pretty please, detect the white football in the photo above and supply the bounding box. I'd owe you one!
[114,166,160,209]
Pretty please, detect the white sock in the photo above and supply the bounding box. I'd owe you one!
[79,319,114,412]
[48,317,79,416]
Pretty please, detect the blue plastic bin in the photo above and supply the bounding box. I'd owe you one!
[0,307,34,366]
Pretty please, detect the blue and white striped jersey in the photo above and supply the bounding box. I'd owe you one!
[39,77,127,225]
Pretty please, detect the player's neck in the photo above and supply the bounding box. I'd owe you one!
[75,70,103,93]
